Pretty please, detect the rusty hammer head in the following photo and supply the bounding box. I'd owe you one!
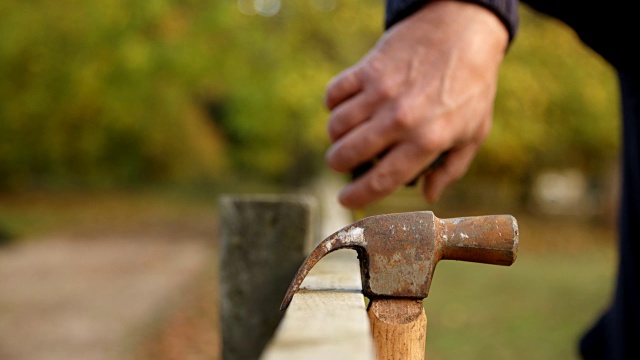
[280,211,518,310]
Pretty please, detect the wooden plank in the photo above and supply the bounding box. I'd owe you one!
[261,250,376,360]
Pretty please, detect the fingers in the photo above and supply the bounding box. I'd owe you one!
[326,102,413,173]
[324,69,363,111]
[325,119,389,174]
[338,142,440,208]
[327,92,377,142]
[421,143,479,202]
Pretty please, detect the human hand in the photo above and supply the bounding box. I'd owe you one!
[324,0,509,208]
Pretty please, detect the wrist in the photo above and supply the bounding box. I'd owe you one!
[386,0,518,44]
[394,1,510,55]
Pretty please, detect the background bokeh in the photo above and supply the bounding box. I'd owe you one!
[0,0,620,359]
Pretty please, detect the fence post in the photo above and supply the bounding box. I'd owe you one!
[219,195,316,360]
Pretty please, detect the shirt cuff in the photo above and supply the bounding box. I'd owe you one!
[385,0,519,43]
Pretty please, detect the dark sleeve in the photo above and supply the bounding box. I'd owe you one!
[385,0,519,43]
[521,0,638,76]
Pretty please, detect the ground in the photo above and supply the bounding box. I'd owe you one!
[0,191,221,360]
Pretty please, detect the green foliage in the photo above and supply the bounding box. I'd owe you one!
[209,0,383,183]
[0,0,227,188]
[0,0,384,189]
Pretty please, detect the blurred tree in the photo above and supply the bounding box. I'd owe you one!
[206,0,382,184]
[0,0,228,188]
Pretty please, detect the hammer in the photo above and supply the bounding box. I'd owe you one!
[280,211,518,359]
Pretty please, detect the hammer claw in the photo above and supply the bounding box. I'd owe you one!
[280,223,368,310]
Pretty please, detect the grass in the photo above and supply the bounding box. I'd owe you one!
[0,187,224,242]
[0,177,282,242]
[423,219,616,359]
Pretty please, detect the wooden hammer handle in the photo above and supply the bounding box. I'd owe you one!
[367,298,427,360]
